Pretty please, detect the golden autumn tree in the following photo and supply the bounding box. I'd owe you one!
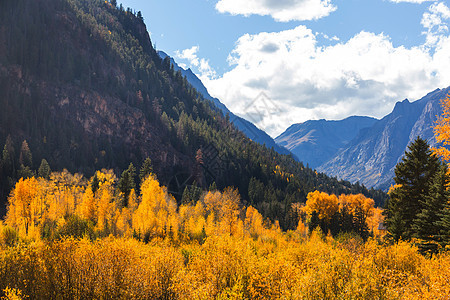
[5,178,41,237]
[133,174,177,239]
[433,95,450,163]
[303,191,339,222]
[338,194,375,221]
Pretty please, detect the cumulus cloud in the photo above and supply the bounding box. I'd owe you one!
[215,0,336,22]
[422,2,450,44]
[175,46,217,80]
[198,3,450,137]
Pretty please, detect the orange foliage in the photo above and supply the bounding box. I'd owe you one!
[303,190,339,221]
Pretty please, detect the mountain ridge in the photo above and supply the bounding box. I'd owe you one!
[317,87,450,189]
[275,116,378,169]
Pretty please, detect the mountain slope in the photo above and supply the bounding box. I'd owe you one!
[0,0,386,223]
[158,51,291,156]
[318,88,450,189]
[275,116,377,169]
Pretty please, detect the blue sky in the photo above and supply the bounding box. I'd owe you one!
[119,0,450,137]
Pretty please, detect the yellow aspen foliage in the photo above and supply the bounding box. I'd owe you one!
[115,189,138,237]
[1,287,23,300]
[433,95,450,163]
[78,187,96,223]
[244,206,264,238]
[367,207,384,237]
[133,175,177,238]
[96,188,115,233]
[296,219,308,237]
[219,187,241,236]
[338,193,375,219]
[203,190,222,219]
[303,190,339,221]
[5,177,43,237]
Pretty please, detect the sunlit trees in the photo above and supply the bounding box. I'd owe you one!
[303,191,339,222]
[5,177,41,237]
[302,191,378,239]
[133,174,178,240]
[433,95,450,163]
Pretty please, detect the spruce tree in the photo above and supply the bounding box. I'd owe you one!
[38,159,51,180]
[385,137,440,241]
[412,164,449,253]
[437,201,450,249]
[19,140,32,168]
[118,163,136,206]
[139,157,153,184]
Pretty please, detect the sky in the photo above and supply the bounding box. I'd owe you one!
[119,0,450,138]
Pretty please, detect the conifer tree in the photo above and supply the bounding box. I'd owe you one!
[437,200,450,249]
[19,140,32,168]
[412,164,449,253]
[385,137,440,241]
[38,159,51,180]
[118,163,136,206]
[139,157,153,184]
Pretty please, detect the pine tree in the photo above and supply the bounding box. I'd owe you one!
[38,159,51,180]
[19,140,32,168]
[437,200,450,249]
[139,157,153,184]
[2,136,15,175]
[118,163,136,206]
[412,164,449,253]
[385,137,440,241]
[91,173,100,194]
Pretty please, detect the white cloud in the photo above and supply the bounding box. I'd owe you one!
[422,2,450,45]
[198,3,450,137]
[175,46,217,80]
[215,0,336,22]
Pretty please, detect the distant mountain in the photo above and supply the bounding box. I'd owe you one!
[157,51,292,157]
[318,87,450,189]
[275,116,377,169]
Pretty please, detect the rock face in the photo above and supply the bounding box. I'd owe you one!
[275,116,377,169]
[317,88,450,189]
[158,51,292,157]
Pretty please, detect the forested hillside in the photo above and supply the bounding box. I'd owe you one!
[0,0,385,227]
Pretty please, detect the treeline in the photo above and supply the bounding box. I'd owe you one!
[3,165,382,244]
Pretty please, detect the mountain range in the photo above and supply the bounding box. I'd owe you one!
[275,116,378,169]
[275,88,450,190]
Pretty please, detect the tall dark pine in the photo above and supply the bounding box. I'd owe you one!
[436,185,450,249]
[38,159,51,180]
[385,137,440,241]
[412,164,449,253]
[139,158,153,184]
[118,163,136,207]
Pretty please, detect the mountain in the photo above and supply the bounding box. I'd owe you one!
[0,0,386,222]
[157,51,292,156]
[318,87,450,190]
[275,116,377,169]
